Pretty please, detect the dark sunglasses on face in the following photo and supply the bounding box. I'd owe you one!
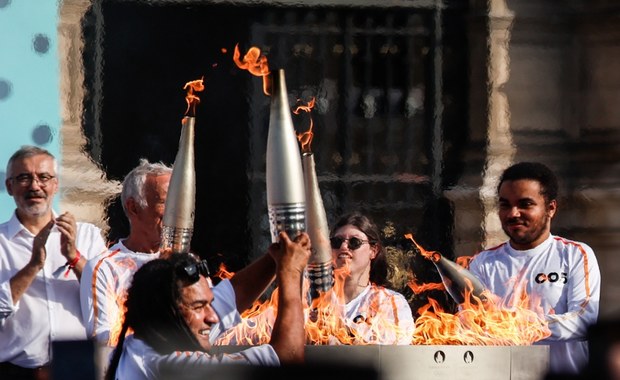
[330,236,370,251]
[178,259,211,283]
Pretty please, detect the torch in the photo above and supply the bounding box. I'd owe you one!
[303,152,334,298]
[160,79,203,254]
[160,116,195,254]
[266,69,306,242]
[426,251,486,304]
[406,234,486,304]
[296,99,334,298]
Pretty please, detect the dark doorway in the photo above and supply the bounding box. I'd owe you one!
[82,0,469,314]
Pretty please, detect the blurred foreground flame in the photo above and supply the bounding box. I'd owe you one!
[213,234,551,346]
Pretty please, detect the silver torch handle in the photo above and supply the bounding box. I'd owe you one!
[161,116,196,254]
[266,69,306,242]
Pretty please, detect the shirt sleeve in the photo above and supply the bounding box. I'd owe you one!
[0,280,17,324]
[79,256,97,337]
[156,345,279,376]
[77,224,108,260]
[467,255,485,286]
[80,256,121,345]
[209,279,241,343]
[544,244,601,342]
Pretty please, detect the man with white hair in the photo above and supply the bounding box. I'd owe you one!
[81,159,173,346]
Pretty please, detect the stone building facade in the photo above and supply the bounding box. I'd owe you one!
[58,0,620,317]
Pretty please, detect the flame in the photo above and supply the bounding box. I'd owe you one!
[214,232,550,347]
[407,279,445,294]
[404,233,551,345]
[294,97,316,153]
[96,254,140,346]
[183,77,205,117]
[403,233,448,294]
[404,233,437,261]
[233,44,271,95]
[412,286,551,345]
[216,263,413,346]
[214,263,235,280]
[107,290,127,347]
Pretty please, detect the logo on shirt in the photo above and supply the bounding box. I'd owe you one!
[535,272,567,284]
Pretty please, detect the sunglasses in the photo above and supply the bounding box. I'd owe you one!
[330,236,370,251]
[178,259,211,283]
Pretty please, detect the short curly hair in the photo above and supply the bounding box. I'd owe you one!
[498,162,558,203]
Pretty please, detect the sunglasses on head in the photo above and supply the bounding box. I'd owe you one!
[178,259,211,283]
[329,236,370,251]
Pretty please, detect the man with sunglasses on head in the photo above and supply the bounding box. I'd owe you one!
[105,232,310,379]
[0,145,108,380]
[81,159,294,377]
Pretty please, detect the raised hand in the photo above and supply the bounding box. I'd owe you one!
[30,219,55,269]
[55,212,78,262]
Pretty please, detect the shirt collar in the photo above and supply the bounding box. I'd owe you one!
[506,234,554,257]
[6,210,58,240]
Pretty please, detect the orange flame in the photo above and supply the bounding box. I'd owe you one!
[456,255,474,268]
[403,233,436,260]
[97,254,140,347]
[214,263,235,280]
[216,263,413,346]
[403,233,551,345]
[294,97,316,153]
[407,279,445,294]
[413,286,551,345]
[214,233,551,347]
[233,44,271,95]
[183,77,205,117]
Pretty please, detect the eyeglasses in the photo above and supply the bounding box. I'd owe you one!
[9,173,56,187]
[330,236,370,251]
[178,259,211,283]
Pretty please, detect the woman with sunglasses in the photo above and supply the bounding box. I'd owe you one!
[105,232,310,380]
[330,212,414,345]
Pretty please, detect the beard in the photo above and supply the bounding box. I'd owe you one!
[19,191,51,217]
[23,202,51,217]
[503,212,550,247]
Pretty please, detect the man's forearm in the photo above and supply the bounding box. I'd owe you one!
[269,269,305,364]
[9,263,41,304]
[230,254,276,312]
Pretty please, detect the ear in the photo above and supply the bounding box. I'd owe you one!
[5,178,13,196]
[125,198,139,217]
[547,199,557,218]
[370,244,379,260]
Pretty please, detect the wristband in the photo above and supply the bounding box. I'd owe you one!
[64,250,81,278]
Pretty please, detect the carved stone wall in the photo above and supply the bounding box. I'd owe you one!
[57,0,620,318]
[58,0,121,235]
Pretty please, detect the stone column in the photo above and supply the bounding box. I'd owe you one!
[58,0,121,234]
